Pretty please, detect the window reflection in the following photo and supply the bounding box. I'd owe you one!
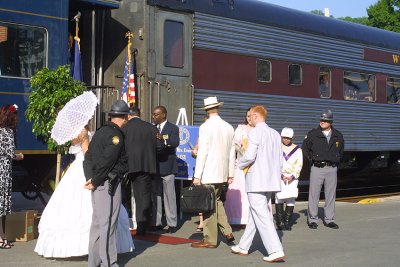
[164,20,183,68]
[343,71,375,101]
[0,22,47,78]
[386,77,400,104]
[257,59,271,82]
[319,67,331,98]
[289,64,302,85]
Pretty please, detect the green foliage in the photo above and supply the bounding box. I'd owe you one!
[26,65,85,153]
[310,9,324,16]
[338,16,369,25]
[367,0,400,33]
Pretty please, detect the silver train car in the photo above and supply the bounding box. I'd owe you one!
[100,0,400,195]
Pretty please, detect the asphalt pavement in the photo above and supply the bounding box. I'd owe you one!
[1,196,399,267]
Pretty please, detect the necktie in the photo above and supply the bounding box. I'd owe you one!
[157,124,161,133]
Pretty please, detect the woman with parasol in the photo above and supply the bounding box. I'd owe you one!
[34,92,134,258]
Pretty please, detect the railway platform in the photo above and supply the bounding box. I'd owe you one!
[1,195,399,267]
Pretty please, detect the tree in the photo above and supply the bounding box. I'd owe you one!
[338,16,369,25]
[26,65,85,185]
[367,0,400,32]
[310,9,324,16]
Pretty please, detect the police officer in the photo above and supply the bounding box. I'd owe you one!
[83,100,129,267]
[302,110,344,230]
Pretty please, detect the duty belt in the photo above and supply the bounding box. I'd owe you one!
[312,161,337,168]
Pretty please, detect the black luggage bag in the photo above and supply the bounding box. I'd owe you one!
[180,185,215,213]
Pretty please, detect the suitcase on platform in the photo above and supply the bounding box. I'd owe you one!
[180,185,215,213]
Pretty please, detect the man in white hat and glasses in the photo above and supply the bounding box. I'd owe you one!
[191,96,236,248]
[83,100,129,267]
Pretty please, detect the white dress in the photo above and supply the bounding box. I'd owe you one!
[34,145,134,258]
[225,124,250,225]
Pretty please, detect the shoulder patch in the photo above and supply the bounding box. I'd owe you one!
[112,136,120,145]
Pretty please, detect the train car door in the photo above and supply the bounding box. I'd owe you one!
[151,9,192,123]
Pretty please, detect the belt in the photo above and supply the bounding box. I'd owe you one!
[312,161,337,168]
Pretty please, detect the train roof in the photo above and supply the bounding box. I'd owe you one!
[148,0,400,51]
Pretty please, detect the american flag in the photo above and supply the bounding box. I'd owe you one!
[0,26,7,43]
[121,56,136,105]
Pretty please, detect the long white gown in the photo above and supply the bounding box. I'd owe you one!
[34,145,134,258]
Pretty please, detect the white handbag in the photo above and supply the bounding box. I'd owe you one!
[276,181,299,199]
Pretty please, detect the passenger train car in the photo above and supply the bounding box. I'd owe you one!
[104,0,400,196]
[1,0,400,196]
[0,0,120,192]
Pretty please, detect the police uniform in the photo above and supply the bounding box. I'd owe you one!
[83,101,128,267]
[302,110,344,229]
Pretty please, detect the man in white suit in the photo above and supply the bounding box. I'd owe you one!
[191,96,236,248]
[231,105,285,263]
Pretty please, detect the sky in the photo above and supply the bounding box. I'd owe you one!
[260,0,379,18]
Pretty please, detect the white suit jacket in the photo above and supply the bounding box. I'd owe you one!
[238,122,282,192]
[194,115,235,184]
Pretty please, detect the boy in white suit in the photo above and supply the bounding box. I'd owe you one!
[231,105,285,263]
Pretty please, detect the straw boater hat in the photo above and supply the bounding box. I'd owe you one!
[201,96,224,110]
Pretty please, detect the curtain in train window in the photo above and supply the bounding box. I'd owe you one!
[256,59,271,82]
[386,77,400,104]
[289,64,302,85]
[0,22,47,78]
[163,20,183,68]
[343,71,375,102]
[319,67,331,98]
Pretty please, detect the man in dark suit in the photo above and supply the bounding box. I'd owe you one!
[151,106,180,233]
[123,107,158,236]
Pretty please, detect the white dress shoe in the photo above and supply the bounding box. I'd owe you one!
[231,245,249,256]
[263,251,285,262]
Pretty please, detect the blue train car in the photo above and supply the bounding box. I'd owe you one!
[0,0,120,193]
[0,0,69,152]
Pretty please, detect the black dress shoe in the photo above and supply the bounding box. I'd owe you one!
[324,222,339,229]
[167,226,177,233]
[136,229,146,236]
[308,222,318,229]
[225,233,235,243]
[149,225,164,232]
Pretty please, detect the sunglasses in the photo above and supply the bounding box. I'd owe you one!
[320,120,332,123]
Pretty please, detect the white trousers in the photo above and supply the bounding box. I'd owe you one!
[238,192,283,255]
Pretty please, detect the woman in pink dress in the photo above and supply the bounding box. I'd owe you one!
[224,109,254,225]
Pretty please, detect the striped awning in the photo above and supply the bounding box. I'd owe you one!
[78,0,120,9]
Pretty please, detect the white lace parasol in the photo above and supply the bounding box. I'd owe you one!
[51,91,98,145]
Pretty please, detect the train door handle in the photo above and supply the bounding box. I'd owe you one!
[148,81,153,121]
[155,81,161,106]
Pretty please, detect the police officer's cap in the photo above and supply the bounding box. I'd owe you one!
[320,109,333,121]
[108,100,129,115]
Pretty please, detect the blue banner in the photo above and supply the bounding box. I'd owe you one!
[72,39,82,81]
[176,126,199,180]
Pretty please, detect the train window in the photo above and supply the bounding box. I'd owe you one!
[0,22,47,78]
[289,64,302,85]
[319,67,331,98]
[256,59,271,82]
[343,71,375,102]
[386,77,400,104]
[164,20,184,68]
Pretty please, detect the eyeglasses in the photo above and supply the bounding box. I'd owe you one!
[282,137,292,140]
[320,120,332,123]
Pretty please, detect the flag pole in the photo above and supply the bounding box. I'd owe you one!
[125,31,134,106]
